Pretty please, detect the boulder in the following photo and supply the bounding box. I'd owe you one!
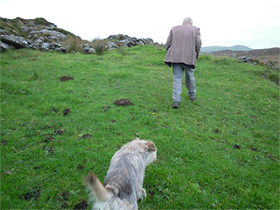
[39,42,50,51]
[20,25,31,33]
[0,34,30,49]
[0,29,9,35]
[0,40,15,51]
[237,56,257,65]
[29,29,67,40]
[107,41,118,49]
[88,47,96,54]
[83,44,96,54]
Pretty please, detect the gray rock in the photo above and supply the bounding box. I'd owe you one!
[139,40,144,46]
[20,25,30,33]
[146,38,154,45]
[118,39,130,47]
[0,41,15,51]
[54,42,62,48]
[107,41,118,49]
[61,47,67,53]
[30,29,67,40]
[0,34,30,49]
[107,34,129,40]
[238,56,252,63]
[31,38,43,49]
[49,43,55,49]
[47,35,59,41]
[83,45,96,54]
[28,21,35,26]
[0,29,9,35]
[88,47,96,54]
[39,42,50,51]
[54,47,62,52]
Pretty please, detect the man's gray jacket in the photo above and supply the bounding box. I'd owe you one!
[164,22,202,67]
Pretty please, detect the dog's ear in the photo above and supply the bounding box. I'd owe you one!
[145,142,156,151]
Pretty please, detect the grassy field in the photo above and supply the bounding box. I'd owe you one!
[1,45,279,209]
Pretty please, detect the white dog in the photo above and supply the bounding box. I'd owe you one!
[85,138,157,210]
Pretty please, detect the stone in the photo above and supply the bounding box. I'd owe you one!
[20,25,30,33]
[30,29,67,40]
[0,17,158,54]
[88,47,96,54]
[39,42,50,51]
[83,44,96,54]
[54,47,62,52]
[0,41,15,51]
[0,34,30,49]
[28,21,35,26]
[54,42,62,48]
[61,47,67,53]
[107,41,118,49]
[0,29,9,35]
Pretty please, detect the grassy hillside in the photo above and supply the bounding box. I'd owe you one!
[1,46,279,209]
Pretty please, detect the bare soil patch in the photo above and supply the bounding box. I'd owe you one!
[113,99,134,106]
[60,76,74,82]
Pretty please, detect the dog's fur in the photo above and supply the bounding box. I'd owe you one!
[85,138,157,210]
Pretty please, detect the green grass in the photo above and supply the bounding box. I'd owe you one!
[1,46,279,209]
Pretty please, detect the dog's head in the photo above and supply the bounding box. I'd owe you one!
[119,138,157,166]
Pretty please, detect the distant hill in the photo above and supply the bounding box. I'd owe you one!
[208,47,279,66]
[201,45,253,52]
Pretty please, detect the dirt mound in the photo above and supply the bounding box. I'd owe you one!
[60,76,74,82]
[113,99,134,106]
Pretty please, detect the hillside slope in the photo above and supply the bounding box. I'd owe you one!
[1,46,279,209]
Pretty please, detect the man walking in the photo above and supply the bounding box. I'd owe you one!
[164,17,202,108]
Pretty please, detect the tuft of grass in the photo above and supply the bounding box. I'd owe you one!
[63,36,83,53]
[34,17,55,26]
[0,46,279,209]
[91,39,109,55]
[116,46,127,56]
[94,43,109,55]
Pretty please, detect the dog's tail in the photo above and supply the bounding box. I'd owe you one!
[85,173,110,202]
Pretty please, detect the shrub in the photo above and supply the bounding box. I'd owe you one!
[91,39,109,55]
[94,44,108,55]
[64,35,83,53]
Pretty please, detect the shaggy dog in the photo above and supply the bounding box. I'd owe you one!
[85,138,157,210]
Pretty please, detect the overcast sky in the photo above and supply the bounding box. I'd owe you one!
[1,0,279,49]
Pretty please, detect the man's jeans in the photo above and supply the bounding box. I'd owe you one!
[172,63,196,102]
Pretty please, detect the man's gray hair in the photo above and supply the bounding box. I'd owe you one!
[183,17,193,24]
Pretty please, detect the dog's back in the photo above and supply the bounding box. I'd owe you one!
[86,139,157,210]
[86,173,135,210]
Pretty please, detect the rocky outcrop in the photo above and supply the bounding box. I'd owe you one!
[1,34,30,48]
[0,17,160,54]
[0,17,71,52]
[106,34,154,49]
[237,56,257,65]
